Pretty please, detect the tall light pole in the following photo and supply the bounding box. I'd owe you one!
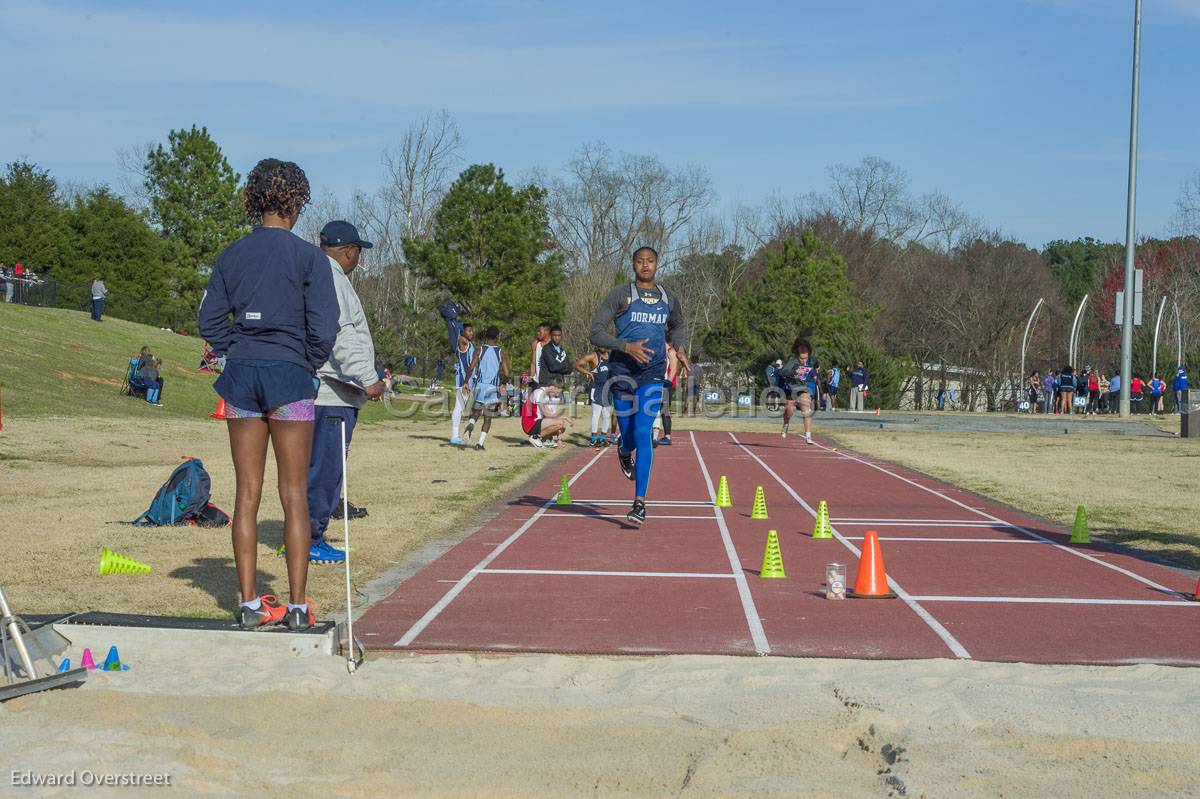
[1118,0,1142,417]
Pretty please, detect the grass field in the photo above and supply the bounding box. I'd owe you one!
[829,429,1200,570]
[2,302,1195,616]
[0,303,567,615]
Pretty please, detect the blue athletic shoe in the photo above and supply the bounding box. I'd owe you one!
[449,435,465,446]
[658,436,672,446]
[309,539,346,564]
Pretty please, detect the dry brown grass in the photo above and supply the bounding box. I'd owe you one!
[0,415,564,617]
[829,428,1200,569]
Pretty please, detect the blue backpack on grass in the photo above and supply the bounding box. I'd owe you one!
[133,458,230,527]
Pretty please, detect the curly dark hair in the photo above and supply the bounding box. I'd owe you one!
[791,337,812,359]
[243,158,311,224]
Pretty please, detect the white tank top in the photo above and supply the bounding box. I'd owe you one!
[533,340,544,381]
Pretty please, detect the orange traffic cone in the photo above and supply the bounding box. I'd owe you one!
[210,397,227,420]
[1186,575,1199,602]
[847,530,896,599]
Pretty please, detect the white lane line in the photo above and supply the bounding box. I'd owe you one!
[543,512,716,520]
[811,442,1189,600]
[690,431,771,655]
[844,537,1046,544]
[727,432,970,660]
[571,500,713,507]
[911,596,1200,607]
[833,520,1016,527]
[393,447,609,646]
[834,518,1004,523]
[481,569,735,579]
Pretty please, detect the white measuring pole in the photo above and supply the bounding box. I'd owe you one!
[340,419,357,674]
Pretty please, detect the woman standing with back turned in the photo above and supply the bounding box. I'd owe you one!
[200,159,339,631]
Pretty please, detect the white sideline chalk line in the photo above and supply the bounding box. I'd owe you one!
[833,519,1017,527]
[570,500,713,507]
[911,596,1200,607]
[543,512,716,520]
[811,442,1188,601]
[727,432,971,660]
[690,432,771,655]
[393,447,609,646]
[844,537,1046,543]
[481,569,735,579]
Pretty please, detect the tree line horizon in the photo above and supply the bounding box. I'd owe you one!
[0,116,1196,409]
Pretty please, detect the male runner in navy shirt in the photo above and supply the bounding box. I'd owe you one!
[590,246,688,526]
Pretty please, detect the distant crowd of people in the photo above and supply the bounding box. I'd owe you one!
[1,262,46,304]
[1026,364,1189,415]
[765,358,869,413]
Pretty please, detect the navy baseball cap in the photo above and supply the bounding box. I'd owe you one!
[319,220,373,249]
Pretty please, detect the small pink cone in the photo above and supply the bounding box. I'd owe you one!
[80,648,96,670]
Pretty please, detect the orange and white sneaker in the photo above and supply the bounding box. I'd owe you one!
[238,594,286,630]
[286,598,316,632]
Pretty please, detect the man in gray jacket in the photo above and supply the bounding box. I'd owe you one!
[306,221,384,563]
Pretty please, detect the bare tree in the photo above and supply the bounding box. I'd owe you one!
[115,142,154,210]
[801,157,979,252]
[540,142,715,354]
[1174,168,1200,235]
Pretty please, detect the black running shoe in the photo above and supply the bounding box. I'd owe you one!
[286,602,315,632]
[474,443,485,451]
[331,502,368,520]
[626,499,647,527]
[617,448,635,481]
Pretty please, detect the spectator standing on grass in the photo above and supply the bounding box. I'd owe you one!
[826,366,841,412]
[448,323,476,446]
[529,322,550,388]
[1087,368,1101,414]
[199,158,338,633]
[538,324,573,395]
[1148,374,1166,415]
[1042,370,1056,414]
[1057,366,1075,415]
[2,264,12,303]
[1099,373,1110,413]
[1130,374,1144,414]
[1108,372,1121,414]
[764,359,781,411]
[850,360,868,412]
[305,221,385,565]
[1027,371,1039,412]
[90,276,108,321]
[460,326,510,451]
[1174,366,1189,413]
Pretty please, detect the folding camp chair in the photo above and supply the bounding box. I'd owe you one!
[121,357,147,398]
[198,341,224,373]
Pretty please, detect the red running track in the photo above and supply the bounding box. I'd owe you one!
[355,431,1200,665]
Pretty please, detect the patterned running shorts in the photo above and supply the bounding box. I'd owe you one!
[223,398,316,421]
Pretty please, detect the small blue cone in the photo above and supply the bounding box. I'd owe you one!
[100,645,129,672]
[58,658,70,672]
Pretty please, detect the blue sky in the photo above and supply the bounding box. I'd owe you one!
[4,0,1198,246]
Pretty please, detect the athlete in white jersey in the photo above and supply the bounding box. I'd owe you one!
[449,323,475,445]
[529,321,550,386]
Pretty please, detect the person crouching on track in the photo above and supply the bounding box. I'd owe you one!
[460,326,510,451]
[199,158,339,632]
[305,220,385,565]
[589,246,689,527]
[575,347,614,447]
[779,337,820,445]
[522,375,573,447]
